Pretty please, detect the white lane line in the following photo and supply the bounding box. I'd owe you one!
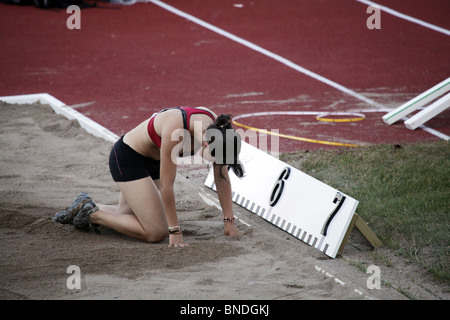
[198,191,252,227]
[357,0,450,36]
[314,265,374,299]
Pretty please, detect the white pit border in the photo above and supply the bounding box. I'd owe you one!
[0,93,120,143]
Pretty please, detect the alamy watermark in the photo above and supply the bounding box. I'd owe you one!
[66,264,381,291]
[170,121,280,166]
[66,265,82,290]
[67,5,381,31]
[66,5,81,30]
[366,5,381,30]
[366,264,381,289]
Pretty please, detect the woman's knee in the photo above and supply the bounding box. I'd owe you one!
[143,228,168,243]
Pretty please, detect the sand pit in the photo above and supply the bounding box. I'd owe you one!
[0,102,447,301]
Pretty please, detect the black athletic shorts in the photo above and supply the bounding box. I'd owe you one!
[109,136,160,182]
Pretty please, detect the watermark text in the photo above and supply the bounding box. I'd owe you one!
[366,5,381,30]
[66,5,81,30]
[170,121,280,166]
[66,265,81,290]
[366,264,381,289]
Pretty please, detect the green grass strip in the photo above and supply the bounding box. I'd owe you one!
[281,141,450,283]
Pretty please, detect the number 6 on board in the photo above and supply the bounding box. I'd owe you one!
[269,167,291,207]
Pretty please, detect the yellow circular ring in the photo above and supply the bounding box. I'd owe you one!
[315,112,365,123]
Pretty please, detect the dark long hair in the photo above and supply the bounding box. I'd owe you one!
[205,114,244,180]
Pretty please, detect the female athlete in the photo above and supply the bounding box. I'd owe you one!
[54,106,244,247]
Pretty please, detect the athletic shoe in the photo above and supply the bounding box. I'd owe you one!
[53,193,92,225]
[73,201,101,234]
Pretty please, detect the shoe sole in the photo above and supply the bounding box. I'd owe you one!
[54,193,92,224]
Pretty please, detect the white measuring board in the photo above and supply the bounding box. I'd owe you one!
[205,142,359,258]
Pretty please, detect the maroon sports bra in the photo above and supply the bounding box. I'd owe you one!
[147,107,216,149]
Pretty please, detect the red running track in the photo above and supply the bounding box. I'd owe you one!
[1,0,449,152]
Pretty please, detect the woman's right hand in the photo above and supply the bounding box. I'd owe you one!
[168,233,189,247]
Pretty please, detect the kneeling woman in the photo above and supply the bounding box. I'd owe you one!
[55,107,244,247]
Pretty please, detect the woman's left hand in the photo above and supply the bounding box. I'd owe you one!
[224,223,243,236]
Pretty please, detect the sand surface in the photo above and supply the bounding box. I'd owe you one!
[0,102,448,300]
